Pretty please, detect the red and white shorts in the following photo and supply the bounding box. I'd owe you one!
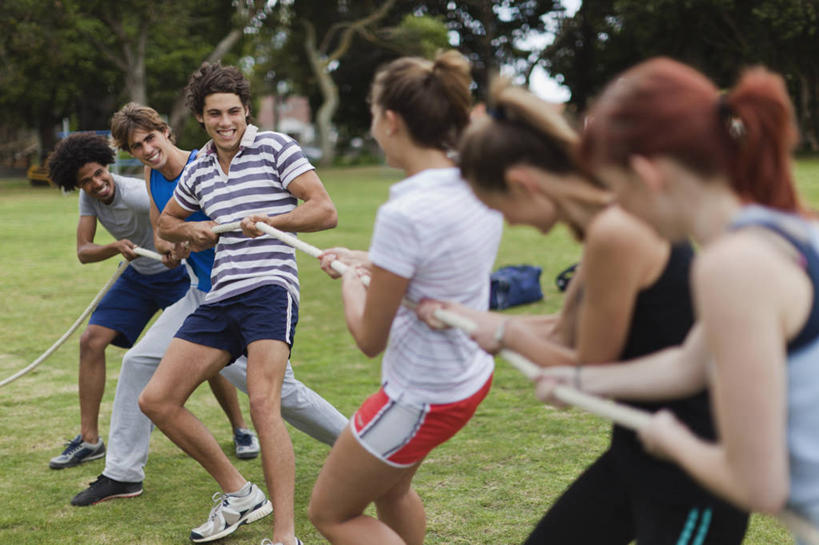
[350,375,493,467]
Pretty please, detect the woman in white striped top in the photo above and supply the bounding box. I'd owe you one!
[307,50,503,545]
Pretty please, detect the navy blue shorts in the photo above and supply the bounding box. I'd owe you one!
[174,284,298,362]
[89,264,190,348]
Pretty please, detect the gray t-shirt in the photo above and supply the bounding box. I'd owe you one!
[78,174,166,275]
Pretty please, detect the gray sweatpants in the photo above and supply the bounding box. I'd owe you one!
[103,286,348,483]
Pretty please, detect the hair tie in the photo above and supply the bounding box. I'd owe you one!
[717,94,746,141]
[487,105,507,121]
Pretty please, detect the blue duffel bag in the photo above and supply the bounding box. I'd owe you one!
[489,265,544,310]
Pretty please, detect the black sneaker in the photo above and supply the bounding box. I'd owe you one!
[71,474,143,506]
[49,434,105,469]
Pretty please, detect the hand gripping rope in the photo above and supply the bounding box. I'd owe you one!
[0,247,164,388]
[215,219,819,545]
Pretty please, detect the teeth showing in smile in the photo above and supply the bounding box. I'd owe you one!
[147,151,160,162]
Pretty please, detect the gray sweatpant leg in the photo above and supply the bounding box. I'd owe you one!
[103,287,347,483]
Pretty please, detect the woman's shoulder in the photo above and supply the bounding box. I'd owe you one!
[585,205,662,256]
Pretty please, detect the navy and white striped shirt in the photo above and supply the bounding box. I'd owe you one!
[173,125,314,303]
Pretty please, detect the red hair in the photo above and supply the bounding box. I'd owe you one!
[580,58,801,212]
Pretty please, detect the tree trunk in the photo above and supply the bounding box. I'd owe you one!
[304,37,339,167]
[314,67,339,167]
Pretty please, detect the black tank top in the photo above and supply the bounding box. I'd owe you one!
[609,242,717,500]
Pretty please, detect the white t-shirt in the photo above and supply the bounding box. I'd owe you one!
[78,174,166,275]
[369,167,503,404]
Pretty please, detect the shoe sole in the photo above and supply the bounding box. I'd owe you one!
[190,499,272,543]
[86,488,143,506]
[235,450,259,460]
[49,450,106,470]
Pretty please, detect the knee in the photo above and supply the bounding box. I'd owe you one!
[137,387,163,423]
[248,393,279,421]
[80,328,110,355]
[307,493,333,532]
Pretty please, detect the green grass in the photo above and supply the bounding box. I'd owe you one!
[1,162,811,544]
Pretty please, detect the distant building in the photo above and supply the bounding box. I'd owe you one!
[258,95,316,146]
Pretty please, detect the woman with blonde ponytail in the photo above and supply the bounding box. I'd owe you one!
[306,50,503,545]
[416,77,748,545]
[535,57,819,543]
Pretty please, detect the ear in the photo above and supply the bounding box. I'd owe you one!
[383,110,401,136]
[504,165,541,196]
[195,112,204,124]
[628,154,665,193]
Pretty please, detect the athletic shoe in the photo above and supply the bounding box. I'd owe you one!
[190,483,272,543]
[260,538,303,545]
[233,427,260,459]
[71,474,143,506]
[49,434,105,469]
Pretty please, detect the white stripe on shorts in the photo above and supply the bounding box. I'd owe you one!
[285,291,293,345]
[354,398,430,467]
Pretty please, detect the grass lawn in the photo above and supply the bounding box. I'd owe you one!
[2,162,814,544]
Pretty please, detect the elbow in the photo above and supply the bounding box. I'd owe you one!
[322,203,338,230]
[77,253,91,264]
[747,481,789,514]
[157,214,172,240]
[358,341,384,359]
[355,335,385,358]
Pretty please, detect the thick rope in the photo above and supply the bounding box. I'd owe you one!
[0,248,163,388]
[250,220,819,544]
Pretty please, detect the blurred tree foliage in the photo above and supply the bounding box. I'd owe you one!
[544,0,819,149]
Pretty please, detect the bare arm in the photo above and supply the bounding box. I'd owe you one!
[76,215,137,263]
[342,264,409,357]
[575,210,663,363]
[415,300,577,366]
[158,198,217,252]
[241,170,338,237]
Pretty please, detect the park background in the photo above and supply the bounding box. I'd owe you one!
[2,1,819,544]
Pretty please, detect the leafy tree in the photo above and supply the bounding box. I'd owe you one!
[413,0,559,98]
[260,0,401,166]
[543,0,819,148]
[0,0,113,161]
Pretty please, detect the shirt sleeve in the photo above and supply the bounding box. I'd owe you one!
[369,204,420,279]
[78,190,96,217]
[275,136,315,189]
[172,169,201,213]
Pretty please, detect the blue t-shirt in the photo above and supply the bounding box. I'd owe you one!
[149,149,214,292]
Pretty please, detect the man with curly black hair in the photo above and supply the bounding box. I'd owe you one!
[46,132,192,474]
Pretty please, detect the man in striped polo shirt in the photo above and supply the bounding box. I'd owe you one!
[138,62,337,545]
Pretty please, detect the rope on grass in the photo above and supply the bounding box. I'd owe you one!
[251,220,819,545]
[0,248,163,388]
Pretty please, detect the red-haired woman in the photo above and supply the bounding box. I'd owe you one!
[539,57,819,544]
[306,50,503,545]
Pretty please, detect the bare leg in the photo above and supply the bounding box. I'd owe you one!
[138,338,245,492]
[308,427,425,545]
[207,374,248,431]
[245,339,296,545]
[78,324,119,444]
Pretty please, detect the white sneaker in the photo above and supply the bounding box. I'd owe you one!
[260,538,303,545]
[190,483,272,543]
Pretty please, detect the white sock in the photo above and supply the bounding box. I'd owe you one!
[227,481,251,497]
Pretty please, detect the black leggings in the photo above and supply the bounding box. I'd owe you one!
[524,449,748,545]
